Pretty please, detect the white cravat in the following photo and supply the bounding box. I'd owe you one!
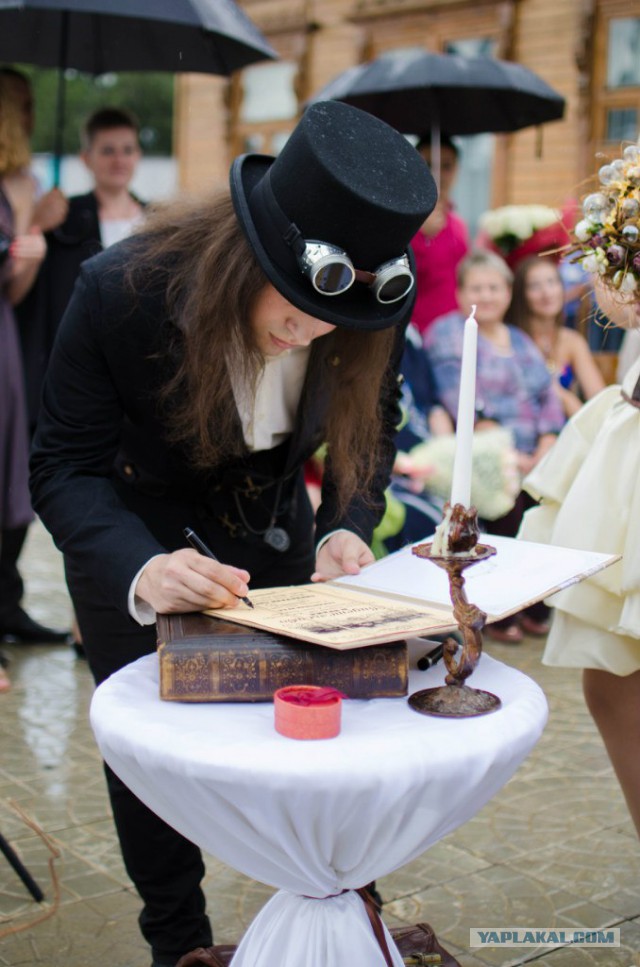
[231,346,310,452]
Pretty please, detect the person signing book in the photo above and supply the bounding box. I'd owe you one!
[29,101,436,967]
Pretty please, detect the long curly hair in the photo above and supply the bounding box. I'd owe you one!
[0,75,30,176]
[125,189,396,515]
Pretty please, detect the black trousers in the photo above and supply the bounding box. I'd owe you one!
[0,526,27,623]
[66,522,315,964]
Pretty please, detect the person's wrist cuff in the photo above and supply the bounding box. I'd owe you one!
[128,554,164,626]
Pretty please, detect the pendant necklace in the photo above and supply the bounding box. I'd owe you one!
[233,478,291,552]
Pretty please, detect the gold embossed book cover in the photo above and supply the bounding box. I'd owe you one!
[157,613,408,702]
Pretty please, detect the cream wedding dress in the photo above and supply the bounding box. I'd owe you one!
[520,355,640,675]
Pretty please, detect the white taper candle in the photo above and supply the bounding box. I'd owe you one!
[450,304,478,508]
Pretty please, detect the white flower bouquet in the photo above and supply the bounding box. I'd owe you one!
[407,428,520,521]
[572,138,640,295]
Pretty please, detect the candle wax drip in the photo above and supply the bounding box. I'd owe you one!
[430,502,480,558]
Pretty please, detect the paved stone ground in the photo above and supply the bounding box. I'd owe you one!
[0,521,638,967]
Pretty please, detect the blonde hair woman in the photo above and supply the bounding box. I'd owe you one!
[0,74,45,299]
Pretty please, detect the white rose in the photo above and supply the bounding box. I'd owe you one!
[495,207,513,237]
[582,251,608,276]
[527,205,541,226]
[619,272,638,293]
[509,209,533,239]
[574,219,593,242]
[580,253,599,274]
[594,248,609,274]
[531,206,559,229]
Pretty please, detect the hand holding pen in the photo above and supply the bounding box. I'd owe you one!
[184,528,254,608]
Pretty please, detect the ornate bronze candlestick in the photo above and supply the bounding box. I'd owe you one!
[409,504,501,718]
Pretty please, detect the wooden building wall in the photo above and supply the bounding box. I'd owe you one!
[508,0,583,210]
[173,74,229,191]
[173,0,639,213]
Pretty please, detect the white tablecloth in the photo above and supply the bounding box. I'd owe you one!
[90,644,547,967]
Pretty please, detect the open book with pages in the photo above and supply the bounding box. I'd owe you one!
[205,535,618,651]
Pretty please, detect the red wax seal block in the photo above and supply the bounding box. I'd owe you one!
[273,685,345,740]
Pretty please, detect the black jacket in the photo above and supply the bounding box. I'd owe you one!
[18,191,144,429]
[30,240,406,616]
[47,192,103,324]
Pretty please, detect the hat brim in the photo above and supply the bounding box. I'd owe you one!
[230,154,416,331]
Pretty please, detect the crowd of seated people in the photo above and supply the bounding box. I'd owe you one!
[370,140,610,572]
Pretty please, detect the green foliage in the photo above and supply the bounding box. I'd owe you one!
[14,65,174,156]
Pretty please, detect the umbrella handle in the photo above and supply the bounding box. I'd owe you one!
[430,119,441,195]
[52,10,69,189]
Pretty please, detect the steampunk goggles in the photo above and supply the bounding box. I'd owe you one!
[295,240,414,304]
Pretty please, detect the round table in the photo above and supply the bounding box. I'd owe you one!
[90,643,547,967]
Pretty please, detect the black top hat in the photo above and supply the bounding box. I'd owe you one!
[230,101,437,330]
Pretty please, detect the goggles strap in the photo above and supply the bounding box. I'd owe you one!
[282,222,306,257]
[353,268,376,285]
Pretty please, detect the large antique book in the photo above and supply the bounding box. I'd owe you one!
[205,535,618,651]
[157,612,408,702]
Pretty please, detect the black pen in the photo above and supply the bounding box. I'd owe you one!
[417,643,445,671]
[183,527,254,609]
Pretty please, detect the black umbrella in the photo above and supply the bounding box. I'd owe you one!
[0,0,277,181]
[309,48,565,136]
